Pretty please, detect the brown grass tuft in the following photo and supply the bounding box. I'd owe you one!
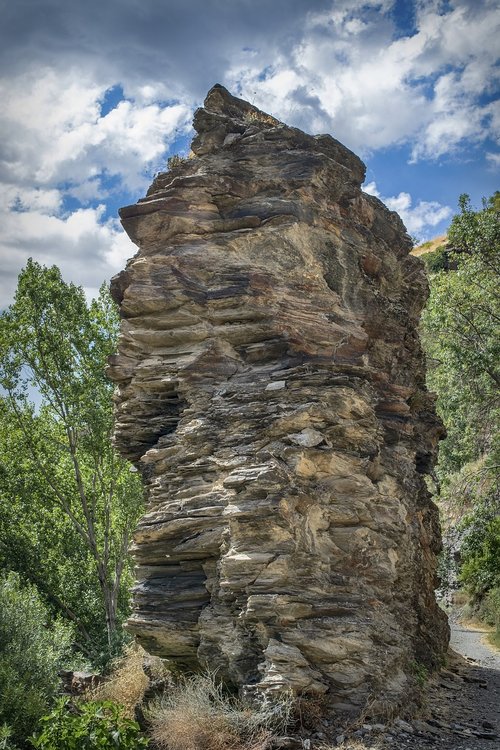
[90,644,150,717]
[146,671,293,750]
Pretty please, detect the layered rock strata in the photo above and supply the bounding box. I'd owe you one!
[109,84,449,714]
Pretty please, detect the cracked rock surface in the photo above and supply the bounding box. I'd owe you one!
[109,84,449,716]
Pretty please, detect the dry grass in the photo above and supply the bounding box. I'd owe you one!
[146,671,293,750]
[411,234,447,256]
[89,644,150,717]
[294,692,329,730]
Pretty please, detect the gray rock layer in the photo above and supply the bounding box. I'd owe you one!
[109,84,449,715]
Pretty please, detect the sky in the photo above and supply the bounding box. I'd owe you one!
[0,0,498,306]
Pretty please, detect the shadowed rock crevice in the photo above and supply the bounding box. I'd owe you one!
[109,84,449,717]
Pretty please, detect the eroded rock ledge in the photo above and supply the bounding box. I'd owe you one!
[109,84,449,715]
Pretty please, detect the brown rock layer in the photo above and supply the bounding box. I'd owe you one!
[109,84,449,715]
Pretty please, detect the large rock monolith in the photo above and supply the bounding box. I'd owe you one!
[109,85,449,715]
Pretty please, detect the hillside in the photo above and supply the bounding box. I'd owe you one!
[411,234,447,256]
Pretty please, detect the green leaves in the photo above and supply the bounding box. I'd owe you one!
[421,194,500,625]
[0,261,143,662]
[31,699,149,750]
[421,193,500,475]
[0,573,74,745]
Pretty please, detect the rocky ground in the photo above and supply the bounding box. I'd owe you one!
[274,616,500,749]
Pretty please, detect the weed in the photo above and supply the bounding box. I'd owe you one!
[243,109,280,127]
[410,661,429,688]
[31,699,148,749]
[167,154,188,170]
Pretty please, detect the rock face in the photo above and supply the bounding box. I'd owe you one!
[109,85,449,715]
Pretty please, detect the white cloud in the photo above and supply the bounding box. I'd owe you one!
[227,0,500,159]
[0,202,135,306]
[0,68,191,306]
[0,69,193,194]
[364,181,452,239]
[0,0,497,308]
[486,152,500,167]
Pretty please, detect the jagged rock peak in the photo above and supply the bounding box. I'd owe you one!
[109,85,449,719]
[190,83,366,181]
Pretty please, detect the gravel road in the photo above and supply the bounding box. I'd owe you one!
[450,617,500,670]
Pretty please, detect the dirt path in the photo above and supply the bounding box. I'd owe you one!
[450,618,500,670]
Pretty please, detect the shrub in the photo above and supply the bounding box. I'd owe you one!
[146,671,294,750]
[0,572,74,744]
[31,699,148,750]
[167,154,187,170]
[422,245,449,272]
[478,586,500,631]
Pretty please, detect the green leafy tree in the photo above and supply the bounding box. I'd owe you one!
[0,572,74,745]
[421,194,500,624]
[422,194,500,476]
[0,411,109,655]
[0,260,143,653]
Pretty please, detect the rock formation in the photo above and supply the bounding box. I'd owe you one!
[109,84,449,715]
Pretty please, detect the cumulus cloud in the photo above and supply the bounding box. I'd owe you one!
[229,0,500,158]
[364,181,452,239]
[0,68,189,306]
[0,69,192,195]
[0,201,134,304]
[0,0,497,305]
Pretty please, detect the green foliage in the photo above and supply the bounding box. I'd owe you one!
[422,245,448,273]
[0,724,21,750]
[0,260,144,663]
[31,699,148,750]
[421,193,500,622]
[482,587,500,646]
[460,516,500,596]
[0,572,74,745]
[421,194,500,476]
[410,660,429,689]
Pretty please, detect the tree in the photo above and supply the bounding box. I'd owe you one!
[421,194,500,476]
[0,260,143,653]
[421,194,500,626]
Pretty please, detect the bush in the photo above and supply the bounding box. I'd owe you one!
[31,699,149,750]
[0,572,74,745]
[167,154,187,170]
[146,671,293,750]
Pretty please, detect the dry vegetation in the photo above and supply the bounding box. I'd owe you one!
[90,644,161,717]
[243,109,281,127]
[145,671,294,750]
[318,743,380,750]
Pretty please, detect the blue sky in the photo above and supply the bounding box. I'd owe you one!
[0,0,498,305]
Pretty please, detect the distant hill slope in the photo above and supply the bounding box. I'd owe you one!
[412,234,447,256]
